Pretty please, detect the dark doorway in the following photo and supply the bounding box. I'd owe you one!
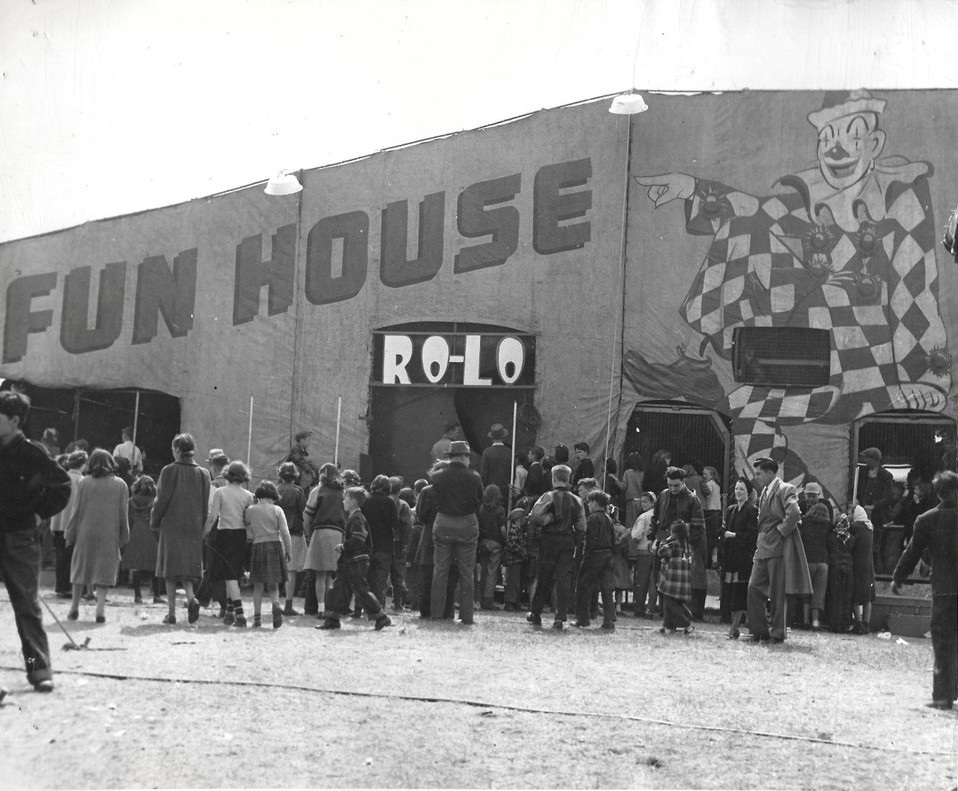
[0,380,180,478]
[853,411,958,485]
[623,401,732,495]
[368,322,537,484]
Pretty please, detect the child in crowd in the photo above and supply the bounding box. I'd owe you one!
[124,476,158,604]
[825,511,856,633]
[574,491,617,630]
[477,484,505,610]
[275,462,306,617]
[630,492,656,618]
[318,487,391,631]
[516,495,539,608]
[204,461,255,627]
[399,487,421,610]
[657,519,693,634]
[611,507,632,615]
[245,481,292,629]
[501,507,529,611]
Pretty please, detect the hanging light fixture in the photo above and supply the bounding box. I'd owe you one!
[609,91,648,115]
[264,170,303,196]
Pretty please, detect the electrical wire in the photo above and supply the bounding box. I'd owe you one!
[0,662,950,757]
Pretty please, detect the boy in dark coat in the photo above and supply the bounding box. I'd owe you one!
[574,491,617,630]
[317,488,391,631]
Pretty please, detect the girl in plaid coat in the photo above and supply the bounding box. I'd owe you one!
[657,520,693,634]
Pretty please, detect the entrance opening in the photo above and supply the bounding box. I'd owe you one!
[368,322,537,484]
[623,401,732,496]
[0,380,181,479]
[852,410,957,573]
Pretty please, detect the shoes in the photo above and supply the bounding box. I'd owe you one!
[187,597,200,624]
[55,592,72,600]
[727,628,740,640]
[216,607,227,619]
[272,604,283,629]
[601,622,615,631]
[153,596,166,605]
[374,614,392,631]
[67,610,79,621]
[526,612,542,626]
[233,614,247,628]
[769,637,785,644]
[252,615,262,628]
[283,602,300,616]
[658,627,667,634]
[748,635,768,643]
[33,679,54,693]
[134,594,143,604]
[684,625,694,635]
[551,621,564,631]
[573,621,590,628]
[459,619,475,626]
[95,615,106,624]
[924,700,953,710]
[349,611,364,620]
[316,618,341,630]
[161,614,176,625]
[222,611,235,626]
[810,622,822,632]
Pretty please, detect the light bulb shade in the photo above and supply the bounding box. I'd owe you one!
[264,171,303,195]
[609,92,649,115]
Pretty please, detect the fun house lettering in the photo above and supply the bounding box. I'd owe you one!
[2,158,591,363]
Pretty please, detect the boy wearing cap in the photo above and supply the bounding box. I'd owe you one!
[799,483,832,630]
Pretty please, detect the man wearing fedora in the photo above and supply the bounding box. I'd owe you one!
[480,423,513,496]
[430,440,484,625]
[747,457,811,643]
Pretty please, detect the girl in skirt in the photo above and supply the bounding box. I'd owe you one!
[204,461,255,627]
[245,481,292,629]
[123,476,158,603]
[656,519,693,634]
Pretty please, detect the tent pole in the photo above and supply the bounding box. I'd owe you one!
[507,400,518,515]
[334,396,342,467]
[247,395,253,470]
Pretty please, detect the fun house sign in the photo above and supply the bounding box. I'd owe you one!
[1,158,591,365]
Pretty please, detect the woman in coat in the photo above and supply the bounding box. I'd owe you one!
[151,433,211,625]
[65,449,130,623]
[849,504,875,634]
[720,477,758,639]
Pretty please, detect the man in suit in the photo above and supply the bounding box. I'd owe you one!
[748,457,802,643]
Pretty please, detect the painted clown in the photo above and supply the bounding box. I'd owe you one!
[628,91,953,497]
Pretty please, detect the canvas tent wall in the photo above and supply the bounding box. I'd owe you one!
[2,92,956,503]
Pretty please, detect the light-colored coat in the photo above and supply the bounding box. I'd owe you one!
[756,477,812,595]
[65,475,130,586]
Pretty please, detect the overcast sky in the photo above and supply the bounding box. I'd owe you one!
[1,0,956,242]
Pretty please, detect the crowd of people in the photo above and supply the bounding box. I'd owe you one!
[1,392,955,709]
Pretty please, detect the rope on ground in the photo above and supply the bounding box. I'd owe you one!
[1,664,951,757]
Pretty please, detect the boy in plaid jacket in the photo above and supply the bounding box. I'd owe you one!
[657,520,693,634]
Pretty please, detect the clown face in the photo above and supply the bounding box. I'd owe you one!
[816,112,886,191]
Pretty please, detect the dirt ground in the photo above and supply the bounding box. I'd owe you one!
[1,585,956,790]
